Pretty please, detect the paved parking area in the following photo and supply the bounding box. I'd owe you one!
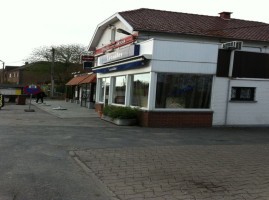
[1,100,269,200]
[73,145,269,200]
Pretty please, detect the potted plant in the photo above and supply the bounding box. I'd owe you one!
[102,105,139,126]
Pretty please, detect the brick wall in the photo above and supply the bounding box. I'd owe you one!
[138,111,213,127]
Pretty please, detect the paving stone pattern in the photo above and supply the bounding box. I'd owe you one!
[75,145,269,200]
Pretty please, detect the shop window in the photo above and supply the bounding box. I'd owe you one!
[231,87,255,101]
[155,73,212,109]
[112,76,126,105]
[99,78,110,103]
[130,73,150,108]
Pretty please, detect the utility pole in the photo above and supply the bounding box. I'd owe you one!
[51,48,55,98]
[0,60,4,84]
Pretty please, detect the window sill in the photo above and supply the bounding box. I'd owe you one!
[229,100,257,103]
[152,108,213,113]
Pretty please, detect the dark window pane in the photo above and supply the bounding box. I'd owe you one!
[113,76,126,104]
[216,49,231,77]
[155,74,212,109]
[231,87,255,101]
[233,51,269,79]
[131,73,150,107]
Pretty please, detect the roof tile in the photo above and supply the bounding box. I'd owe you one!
[119,8,269,42]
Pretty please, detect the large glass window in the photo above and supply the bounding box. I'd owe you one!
[113,76,126,105]
[155,73,212,109]
[99,78,110,104]
[131,73,150,108]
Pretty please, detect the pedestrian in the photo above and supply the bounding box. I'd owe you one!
[36,91,46,103]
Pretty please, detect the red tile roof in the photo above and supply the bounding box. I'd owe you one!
[66,75,87,86]
[119,8,269,42]
[66,74,96,86]
[79,73,96,84]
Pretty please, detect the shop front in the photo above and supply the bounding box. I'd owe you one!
[65,73,96,108]
[93,39,214,127]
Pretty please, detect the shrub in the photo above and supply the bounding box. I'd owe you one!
[102,105,139,119]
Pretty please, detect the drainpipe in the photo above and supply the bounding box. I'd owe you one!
[224,50,235,125]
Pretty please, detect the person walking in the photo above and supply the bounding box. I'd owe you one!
[36,91,46,103]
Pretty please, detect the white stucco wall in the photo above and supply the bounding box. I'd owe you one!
[227,79,269,125]
[211,77,229,125]
[96,20,133,49]
[151,40,219,74]
[212,78,269,126]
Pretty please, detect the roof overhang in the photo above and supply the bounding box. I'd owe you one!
[66,73,96,86]
[88,13,133,52]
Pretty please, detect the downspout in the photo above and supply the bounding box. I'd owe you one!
[224,50,235,125]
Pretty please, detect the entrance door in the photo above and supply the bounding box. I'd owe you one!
[81,84,89,107]
[104,78,110,106]
[99,78,110,106]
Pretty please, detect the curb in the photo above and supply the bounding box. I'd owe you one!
[69,151,119,200]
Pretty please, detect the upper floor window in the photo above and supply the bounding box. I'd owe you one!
[110,27,116,43]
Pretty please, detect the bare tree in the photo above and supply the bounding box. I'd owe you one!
[25,44,87,64]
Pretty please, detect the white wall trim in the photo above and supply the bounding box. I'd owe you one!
[116,13,133,32]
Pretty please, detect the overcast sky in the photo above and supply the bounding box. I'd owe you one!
[0,0,268,66]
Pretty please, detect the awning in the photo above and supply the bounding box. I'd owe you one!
[65,73,96,86]
[93,57,145,74]
[79,73,96,84]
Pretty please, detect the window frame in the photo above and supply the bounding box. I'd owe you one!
[154,73,213,109]
[230,87,256,101]
[130,73,150,108]
[112,75,127,105]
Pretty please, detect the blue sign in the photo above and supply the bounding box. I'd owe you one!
[83,61,93,70]
[99,45,140,65]
[93,60,144,74]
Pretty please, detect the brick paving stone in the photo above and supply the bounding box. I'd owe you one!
[74,145,269,200]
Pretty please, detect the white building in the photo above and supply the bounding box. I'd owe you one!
[88,8,269,127]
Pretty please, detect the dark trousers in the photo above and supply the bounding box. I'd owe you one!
[36,97,43,103]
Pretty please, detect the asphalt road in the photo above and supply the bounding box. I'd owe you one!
[1,101,269,200]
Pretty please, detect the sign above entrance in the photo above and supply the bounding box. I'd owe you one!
[98,45,140,65]
[94,33,138,56]
[81,55,95,62]
[93,59,144,74]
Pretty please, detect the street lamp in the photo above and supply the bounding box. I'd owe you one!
[0,60,4,84]
[51,48,55,98]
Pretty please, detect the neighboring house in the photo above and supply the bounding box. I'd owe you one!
[4,66,21,84]
[88,8,269,127]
